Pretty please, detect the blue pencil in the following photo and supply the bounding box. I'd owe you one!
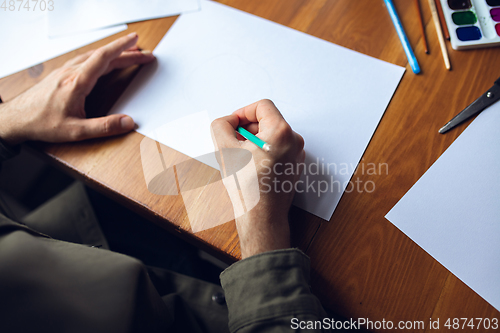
[384,0,421,74]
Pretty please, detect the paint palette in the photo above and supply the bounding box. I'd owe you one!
[440,0,500,49]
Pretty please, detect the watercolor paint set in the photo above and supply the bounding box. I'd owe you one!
[440,0,500,49]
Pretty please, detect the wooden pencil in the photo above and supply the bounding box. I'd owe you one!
[435,0,450,40]
[428,0,451,70]
[414,0,429,54]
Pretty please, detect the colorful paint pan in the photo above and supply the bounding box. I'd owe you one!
[440,0,500,49]
[457,26,482,40]
[491,7,500,20]
[448,0,472,10]
[452,11,477,24]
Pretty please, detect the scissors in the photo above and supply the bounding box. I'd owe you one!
[439,76,500,134]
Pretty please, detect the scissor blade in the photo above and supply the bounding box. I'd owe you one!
[439,79,500,134]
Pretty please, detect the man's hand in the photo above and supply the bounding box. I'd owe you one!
[211,99,305,259]
[0,33,155,146]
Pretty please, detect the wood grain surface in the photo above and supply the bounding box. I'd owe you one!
[1,1,498,331]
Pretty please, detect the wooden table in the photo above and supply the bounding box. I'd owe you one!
[1,0,498,331]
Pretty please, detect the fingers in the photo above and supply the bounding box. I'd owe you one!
[78,33,140,94]
[233,99,287,139]
[64,45,143,68]
[233,99,284,125]
[234,99,296,145]
[243,123,259,135]
[64,50,95,67]
[210,114,240,151]
[104,50,155,75]
[294,132,305,151]
[72,114,135,141]
[230,100,305,163]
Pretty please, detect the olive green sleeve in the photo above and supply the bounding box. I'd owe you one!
[220,248,329,332]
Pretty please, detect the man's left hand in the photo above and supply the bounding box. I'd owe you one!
[0,33,154,145]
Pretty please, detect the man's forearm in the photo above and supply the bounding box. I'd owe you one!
[235,212,291,259]
[0,101,26,146]
[0,100,24,163]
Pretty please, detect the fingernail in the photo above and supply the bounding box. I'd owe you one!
[120,116,135,130]
[127,32,138,38]
[141,50,153,55]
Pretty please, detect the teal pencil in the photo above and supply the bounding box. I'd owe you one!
[236,126,271,152]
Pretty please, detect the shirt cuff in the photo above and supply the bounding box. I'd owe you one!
[220,248,326,332]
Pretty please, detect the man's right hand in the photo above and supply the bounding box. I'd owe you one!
[211,99,305,259]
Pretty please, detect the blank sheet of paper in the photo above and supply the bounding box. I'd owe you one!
[386,102,500,311]
[48,0,200,37]
[110,0,405,221]
[0,11,126,79]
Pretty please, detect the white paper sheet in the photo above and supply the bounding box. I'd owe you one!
[110,0,405,221]
[0,11,126,79]
[47,0,200,37]
[386,102,500,311]
[152,110,218,168]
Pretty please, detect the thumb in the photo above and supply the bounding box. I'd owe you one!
[210,114,240,151]
[73,114,135,140]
